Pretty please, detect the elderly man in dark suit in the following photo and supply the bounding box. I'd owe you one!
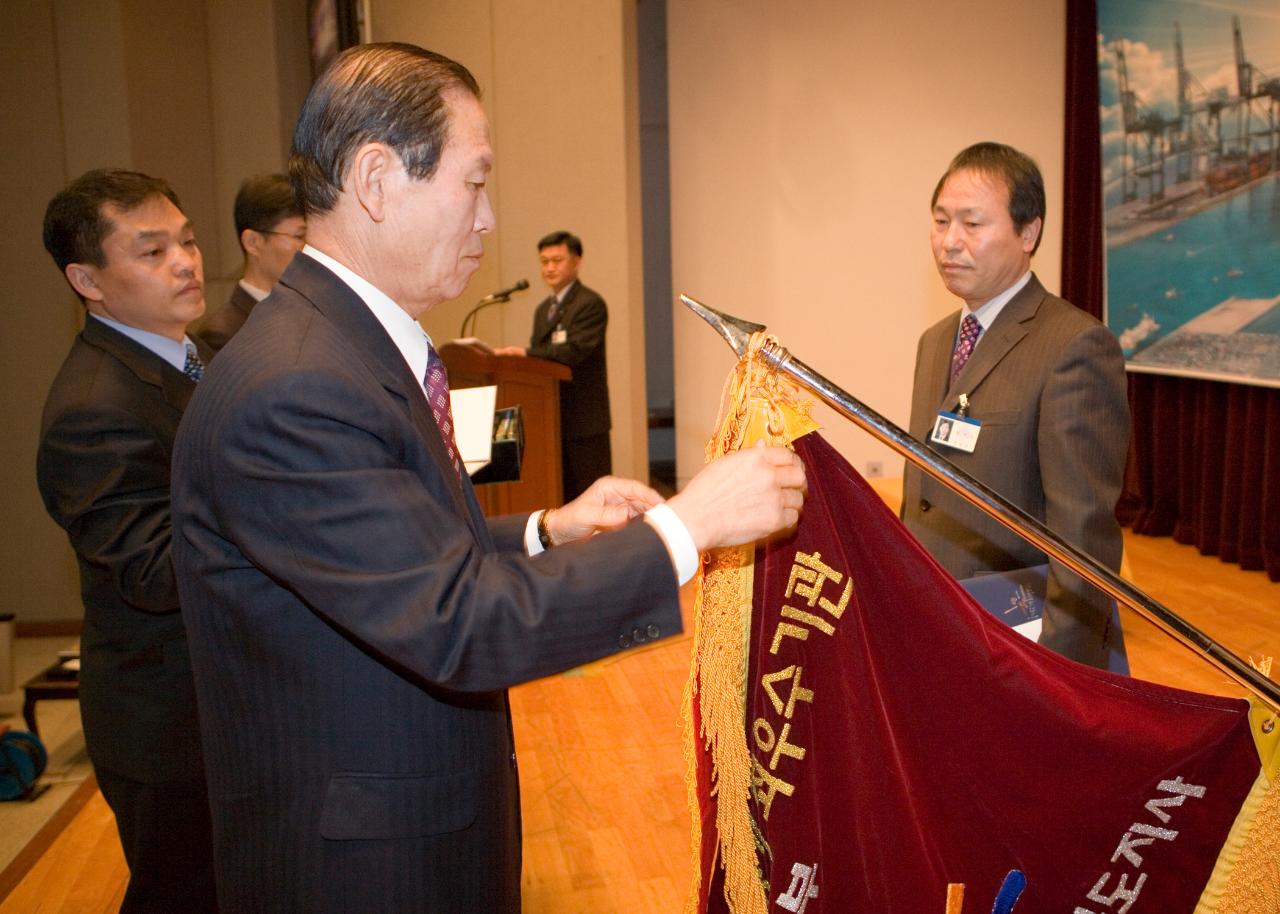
[901,142,1130,670]
[199,172,305,353]
[37,169,217,912]
[170,43,804,913]
[495,230,611,500]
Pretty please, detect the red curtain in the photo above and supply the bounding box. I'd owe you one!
[1061,0,1280,582]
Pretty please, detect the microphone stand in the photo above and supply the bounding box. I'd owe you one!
[459,294,510,339]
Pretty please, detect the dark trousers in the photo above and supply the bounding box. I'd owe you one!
[95,764,218,913]
[561,432,612,502]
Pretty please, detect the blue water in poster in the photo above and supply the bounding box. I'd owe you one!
[1097,0,1280,387]
[1106,177,1280,347]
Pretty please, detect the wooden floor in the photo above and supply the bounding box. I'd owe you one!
[2,517,1276,913]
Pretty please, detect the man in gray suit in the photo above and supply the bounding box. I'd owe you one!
[171,43,804,913]
[901,142,1130,670]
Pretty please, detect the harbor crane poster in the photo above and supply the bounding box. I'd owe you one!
[1098,0,1280,389]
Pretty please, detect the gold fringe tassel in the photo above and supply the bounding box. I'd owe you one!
[1194,695,1280,913]
[682,334,820,914]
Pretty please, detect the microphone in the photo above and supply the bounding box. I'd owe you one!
[479,278,529,303]
[460,279,529,337]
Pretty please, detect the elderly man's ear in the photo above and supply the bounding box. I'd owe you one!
[348,143,400,223]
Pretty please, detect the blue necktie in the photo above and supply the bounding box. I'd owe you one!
[183,344,204,383]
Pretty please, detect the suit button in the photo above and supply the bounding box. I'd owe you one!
[920,499,932,512]
[618,633,632,649]
[632,627,646,644]
[646,623,661,640]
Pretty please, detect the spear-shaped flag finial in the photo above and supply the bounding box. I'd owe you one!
[675,291,1280,712]
[679,294,765,359]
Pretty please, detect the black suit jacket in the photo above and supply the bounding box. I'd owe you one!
[36,317,209,782]
[198,282,256,354]
[171,253,680,912]
[901,274,1130,668]
[527,281,611,438]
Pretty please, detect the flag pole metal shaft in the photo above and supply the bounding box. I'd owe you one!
[681,294,1280,714]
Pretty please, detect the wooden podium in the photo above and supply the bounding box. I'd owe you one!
[439,342,570,516]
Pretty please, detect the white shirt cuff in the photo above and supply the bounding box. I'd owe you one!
[644,503,700,585]
[525,510,545,555]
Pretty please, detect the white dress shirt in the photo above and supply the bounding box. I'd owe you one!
[300,246,700,582]
[89,313,200,374]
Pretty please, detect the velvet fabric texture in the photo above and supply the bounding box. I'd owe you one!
[1061,0,1280,581]
[693,432,1265,912]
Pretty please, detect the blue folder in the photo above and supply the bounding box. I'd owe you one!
[959,564,1129,675]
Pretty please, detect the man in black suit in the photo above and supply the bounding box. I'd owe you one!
[170,43,804,913]
[37,169,217,912]
[199,173,305,353]
[495,231,610,500]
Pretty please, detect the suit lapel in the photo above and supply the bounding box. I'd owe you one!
[279,254,486,541]
[556,282,581,327]
[532,298,554,344]
[533,282,582,345]
[940,274,1044,407]
[532,290,563,345]
[230,284,257,320]
[923,313,960,413]
[81,317,196,413]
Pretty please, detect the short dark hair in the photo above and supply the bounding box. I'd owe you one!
[289,43,481,216]
[537,230,582,257]
[43,168,182,272]
[931,142,1046,254]
[234,173,301,248]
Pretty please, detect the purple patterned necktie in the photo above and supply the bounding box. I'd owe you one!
[950,314,982,385]
[424,346,461,475]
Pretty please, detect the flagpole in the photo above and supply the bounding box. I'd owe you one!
[681,294,1280,714]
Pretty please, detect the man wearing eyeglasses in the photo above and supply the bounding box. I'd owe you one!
[201,173,305,353]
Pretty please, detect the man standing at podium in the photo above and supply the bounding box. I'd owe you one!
[494,231,610,500]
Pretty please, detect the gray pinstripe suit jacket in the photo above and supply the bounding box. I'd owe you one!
[900,274,1130,669]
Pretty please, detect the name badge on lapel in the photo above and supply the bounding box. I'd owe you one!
[930,410,981,453]
[551,328,568,345]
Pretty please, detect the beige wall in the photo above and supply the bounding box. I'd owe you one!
[205,0,311,303]
[1,0,1070,623]
[378,0,652,482]
[0,3,83,625]
[668,0,1067,484]
[0,0,307,623]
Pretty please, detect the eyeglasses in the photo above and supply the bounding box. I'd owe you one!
[258,230,306,244]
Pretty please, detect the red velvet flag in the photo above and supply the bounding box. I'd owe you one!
[683,350,1279,914]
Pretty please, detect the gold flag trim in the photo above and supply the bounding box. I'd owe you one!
[1194,699,1280,913]
[682,334,819,914]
